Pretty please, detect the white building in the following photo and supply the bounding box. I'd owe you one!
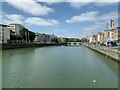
[89,36,94,43]
[8,23,24,34]
[109,30,114,41]
[97,34,101,42]
[0,24,10,43]
[100,33,104,43]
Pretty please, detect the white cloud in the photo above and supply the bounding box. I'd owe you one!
[0,12,2,22]
[5,14,25,24]
[25,17,59,26]
[94,2,116,7]
[99,11,118,20]
[35,0,63,4]
[66,11,99,23]
[83,22,104,31]
[34,1,116,9]
[1,12,24,24]
[82,22,105,36]
[2,12,59,26]
[34,0,119,2]
[66,11,118,23]
[69,2,90,9]
[82,11,118,36]
[66,11,118,36]
[69,2,117,9]
[53,28,68,32]
[5,0,54,16]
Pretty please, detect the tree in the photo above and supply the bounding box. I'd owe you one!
[19,27,28,41]
[52,38,59,43]
[10,30,16,40]
[80,38,89,42]
[28,31,35,42]
[16,35,22,40]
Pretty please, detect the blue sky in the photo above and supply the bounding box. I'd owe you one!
[1,0,118,38]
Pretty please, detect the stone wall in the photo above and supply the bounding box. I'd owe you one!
[84,44,120,62]
[0,43,65,50]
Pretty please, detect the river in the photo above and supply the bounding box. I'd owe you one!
[2,46,119,88]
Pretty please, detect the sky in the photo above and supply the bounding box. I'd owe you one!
[0,0,119,38]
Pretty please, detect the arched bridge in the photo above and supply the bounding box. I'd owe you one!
[67,42,82,46]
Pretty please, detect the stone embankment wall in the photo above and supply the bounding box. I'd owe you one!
[84,44,120,62]
[0,43,66,50]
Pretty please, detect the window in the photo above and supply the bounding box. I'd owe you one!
[2,29,4,31]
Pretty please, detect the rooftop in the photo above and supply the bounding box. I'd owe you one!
[0,24,9,27]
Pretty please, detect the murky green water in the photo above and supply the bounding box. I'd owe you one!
[2,46,118,88]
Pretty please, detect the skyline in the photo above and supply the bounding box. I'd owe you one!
[1,0,118,38]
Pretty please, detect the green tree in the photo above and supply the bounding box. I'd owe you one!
[28,31,35,42]
[52,38,59,43]
[19,27,28,41]
[10,30,16,40]
[80,38,89,42]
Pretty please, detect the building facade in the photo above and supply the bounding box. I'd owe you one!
[100,33,104,43]
[0,24,10,43]
[34,33,57,43]
[34,33,45,43]
[89,27,120,44]
[89,36,93,43]
[97,33,101,43]
[8,23,24,34]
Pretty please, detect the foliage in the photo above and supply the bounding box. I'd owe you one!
[10,30,22,40]
[28,31,35,42]
[61,38,81,42]
[80,38,89,42]
[19,28,35,42]
[19,27,28,40]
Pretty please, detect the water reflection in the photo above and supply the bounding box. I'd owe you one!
[0,50,2,89]
[2,46,119,88]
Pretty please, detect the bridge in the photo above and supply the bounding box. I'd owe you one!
[67,42,82,46]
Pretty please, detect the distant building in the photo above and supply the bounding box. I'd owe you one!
[0,24,10,43]
[115,27,120,42]
[104,30,108,42]
[89,27,120,44]
[47,34,57,43]
[97,33,101,43]
[109,30,113,41]
[118,27,120,42]
[95,35,98,43]
[8,23,24,34]
[100,33,104,43]
[34,33,57,43]
[34,33,45,43]
[89,36,93,43]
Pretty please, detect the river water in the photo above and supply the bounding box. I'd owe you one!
[2,46,119,88]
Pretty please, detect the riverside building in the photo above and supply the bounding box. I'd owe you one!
[35,33,57,43]
[8,23,24,35]
[89,27,120,44]
[0,24,10,43]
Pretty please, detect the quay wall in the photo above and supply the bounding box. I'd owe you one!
[83,44,120,62]
[0,43,66,50]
